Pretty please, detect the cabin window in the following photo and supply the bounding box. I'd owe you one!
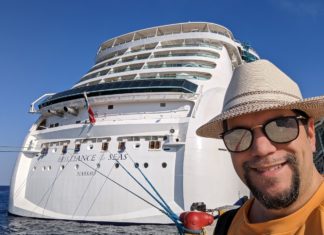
[149,141,155,149]
[62,145,68,154]
[149,140,161,149]
[74,143,81,153]
[108,105,114,110]
[160,103,166,107]
[102,142,109,151]
[155,141,161,149]
[41,145,49,155]
[118,142,126,152]
[55,123,59,127]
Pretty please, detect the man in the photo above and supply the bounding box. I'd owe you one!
[196,60,324,234]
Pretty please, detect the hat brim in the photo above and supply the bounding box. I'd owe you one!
[196,96,324,139]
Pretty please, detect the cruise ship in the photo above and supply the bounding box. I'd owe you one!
[9,22,259,224]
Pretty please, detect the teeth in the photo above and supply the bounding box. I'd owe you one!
[257,164,283,172]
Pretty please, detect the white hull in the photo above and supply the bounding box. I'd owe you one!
[9,22,257,223]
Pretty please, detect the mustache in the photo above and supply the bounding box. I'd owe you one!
[243,154,297,170]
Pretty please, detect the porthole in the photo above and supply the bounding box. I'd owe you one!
[60,165,65,170]
[134,143,140,149]
[97,163,101,169]
[134,163,139,168]
[162,162,167,168]
[87,144,94,150]
[47,166,51,171]
[75,164,79,170]
[52,148,57,153]
[144,163,149,168]
[32,166,36,171]
[42,166,46,171]
[115,163,120,168]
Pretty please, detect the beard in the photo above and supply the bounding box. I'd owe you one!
[243,154,300,209]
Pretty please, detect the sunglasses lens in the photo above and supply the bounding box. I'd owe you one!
[265,117,299,143]
[223,129,252,152]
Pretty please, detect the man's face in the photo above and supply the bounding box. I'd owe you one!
[227,109,316,209]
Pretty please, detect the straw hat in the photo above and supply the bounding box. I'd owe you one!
[196,59,324,139]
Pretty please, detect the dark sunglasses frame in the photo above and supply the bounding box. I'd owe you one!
[221,115,308,153]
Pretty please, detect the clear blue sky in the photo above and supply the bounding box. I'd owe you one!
[0,0,323,185]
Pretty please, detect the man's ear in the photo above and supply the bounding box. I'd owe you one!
[307,118,316,153]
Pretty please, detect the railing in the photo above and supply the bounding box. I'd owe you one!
[29,93,56,113]
[99,29,231,53]
[158,43,222,50]
[153,53,219,59]
[95,107,191,121]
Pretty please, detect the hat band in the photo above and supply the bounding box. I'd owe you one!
[225,99,294,112]
[224,90,301,110]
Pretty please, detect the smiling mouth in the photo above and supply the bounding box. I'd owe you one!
[251,162,287,173]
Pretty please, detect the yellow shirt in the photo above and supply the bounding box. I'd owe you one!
[228,182,324,235]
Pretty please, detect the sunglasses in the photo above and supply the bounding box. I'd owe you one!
[221,115,308,153]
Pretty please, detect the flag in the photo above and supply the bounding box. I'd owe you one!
[83,92,96,124]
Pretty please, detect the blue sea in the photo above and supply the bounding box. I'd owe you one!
[0,186,178,235]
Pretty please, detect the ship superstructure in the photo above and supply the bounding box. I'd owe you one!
[9,22,259,223]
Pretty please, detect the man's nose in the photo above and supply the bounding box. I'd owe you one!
[250,129,277,157]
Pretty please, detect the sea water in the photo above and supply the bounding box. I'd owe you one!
[0,186,178,235]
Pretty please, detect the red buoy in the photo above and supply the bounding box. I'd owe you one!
[180,211,214,231]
